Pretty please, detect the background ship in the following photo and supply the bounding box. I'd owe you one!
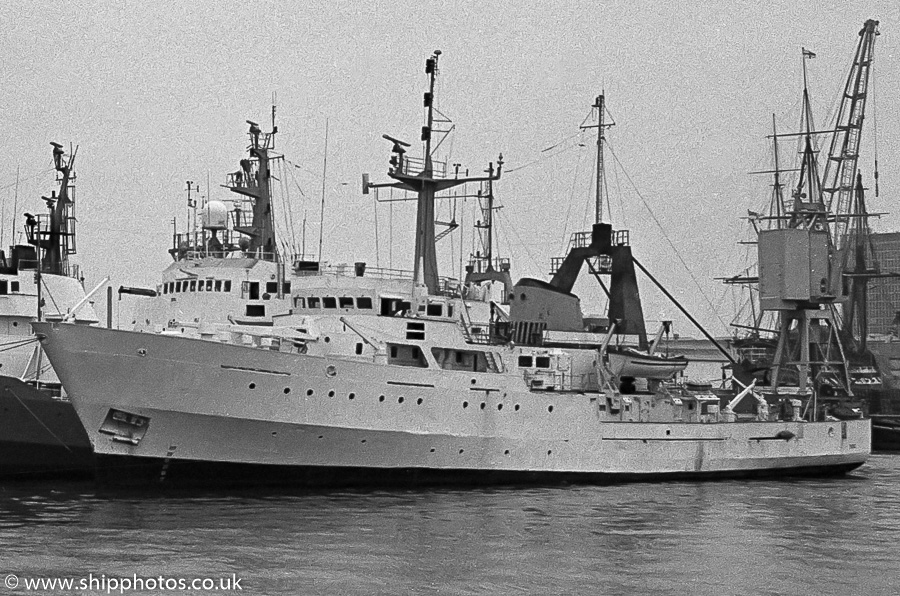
[0,143,100,479]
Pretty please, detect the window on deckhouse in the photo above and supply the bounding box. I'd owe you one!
[387,343,428,368]
[431,348,493,372]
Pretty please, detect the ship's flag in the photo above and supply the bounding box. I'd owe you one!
[802,48,817,58]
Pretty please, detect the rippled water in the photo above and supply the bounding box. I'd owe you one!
[1,456,899,595]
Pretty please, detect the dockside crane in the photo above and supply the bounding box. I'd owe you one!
[819,19,884,351]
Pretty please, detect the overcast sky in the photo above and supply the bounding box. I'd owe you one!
[1,1,898,335]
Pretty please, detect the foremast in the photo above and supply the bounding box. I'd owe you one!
[170,119,281,262]
[365,50,502,295]
[229,120,279,261]
[25,142,78,278]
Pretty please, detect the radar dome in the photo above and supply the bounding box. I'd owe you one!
[201,201,229,230]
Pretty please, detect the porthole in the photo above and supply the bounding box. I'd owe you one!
[504,450,509,455]
[328,390,335,397]
[480,403,486,410]
[272,432,277,436]
[379,395,385,402]
[349,393,356,400]
[459,449,464,454]
[470,378,476,385]
[249,383,256,389]
[361,439,367,443]
[398,396,405,404]
[324,336,331,343]
[514,404,520,411]
[548,405,554,413]
[666,429,671,436]
[547,450,552,455]
[417,398,423,405]
[325,365,337,377]
[318,435,324,439]
[463,401,469,409]
[306,389,314,397]
[497,403,503,411]
[430,448,435,453]
[283,388,291,394]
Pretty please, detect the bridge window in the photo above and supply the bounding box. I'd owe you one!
[357,297,373,309]
[308,297,321,309]
[426,303,443,316]
[206,280,213,291]
[339,297,354,309]
[293,297,306,308]
[535,356,551,369]
[266,281,278,294]
[224,281,232,292]
[323,297,337,309]
[215,280,222,292]
[189,280,197,292]
[518,355,533,368]
[0,280,7,295]
[381,298,411,317]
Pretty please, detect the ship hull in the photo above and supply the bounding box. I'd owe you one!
[0,376,94,479]
[93,454,864,489]
[34,323,870,489]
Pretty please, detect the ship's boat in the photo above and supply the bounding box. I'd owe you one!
[606,346,688,380]
[32,52,870,489]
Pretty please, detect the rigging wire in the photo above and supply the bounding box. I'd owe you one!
[606,143,731,334]
[0,166,53,193]
[872,53,879,197]
[389,187,394,270]
[558,136,589,254]
[494,209,542,275]
[280,160,300,256]
[505,131,585,174]
[374,190,380,268]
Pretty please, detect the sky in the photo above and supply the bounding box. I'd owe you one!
[1,0,898,336]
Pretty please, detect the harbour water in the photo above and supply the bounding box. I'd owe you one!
[1,455,898,595]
